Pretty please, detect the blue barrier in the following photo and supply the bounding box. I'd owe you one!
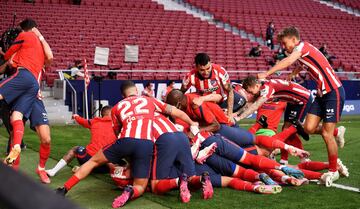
[65,80,360,117]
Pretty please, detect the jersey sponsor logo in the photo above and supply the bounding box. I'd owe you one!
[326,109,334,113]
[200,86,219,93]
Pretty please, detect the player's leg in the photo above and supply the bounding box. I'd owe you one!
[112,139,154,207]
[46,146,80,177]
[34,124,51,183]
[216,124,255,147]
[55,149,109,195]
[1,69,39,165]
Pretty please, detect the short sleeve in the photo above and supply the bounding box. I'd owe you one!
[260,84,274,99]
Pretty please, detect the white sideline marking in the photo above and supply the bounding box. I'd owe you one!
[310,180,360,193]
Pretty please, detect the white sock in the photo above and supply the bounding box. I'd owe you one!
[48,159,67,176]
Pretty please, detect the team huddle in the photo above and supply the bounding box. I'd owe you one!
[0,19,349,208]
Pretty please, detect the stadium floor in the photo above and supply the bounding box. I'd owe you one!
[1,116,360,209]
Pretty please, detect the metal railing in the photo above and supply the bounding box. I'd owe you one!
[64,78,77,114]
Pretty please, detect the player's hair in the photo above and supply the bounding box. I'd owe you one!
[277,26,300,42]
[120,80,136,96]
[167,80,175,86]
[100,105,112,117]
[145,82,152,88]
[19,18,37,31]
[166,89,184,107]
[195,53,210,66]
[242,76,258,90]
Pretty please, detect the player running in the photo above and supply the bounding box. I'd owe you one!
[257,26,346,183]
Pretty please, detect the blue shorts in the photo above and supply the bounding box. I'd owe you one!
[152,132,195,180]
[206,153,237,177]
[195,163,222,187]
[103,138,154,178]
[284,95,314,123]
[309,86,345,123]
[216,124,255,147]
[75,146,109,173]
[202,134,244,162]
[220,92,247,112]
[29,99,49,130]
[0,68,39,118]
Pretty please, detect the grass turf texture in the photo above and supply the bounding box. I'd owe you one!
[1,116,360,209]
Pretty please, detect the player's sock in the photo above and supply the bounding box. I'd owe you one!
[12,156,21,171]
[228,178,254,191]
[233,167,258,182]
[241,152,280,170]
[263,169,283,183]
[255,135,285,149]
[64,175,80,191]
[47,159,67,176]
[248,123,262,134]
[153,179,178,194]
[189,176,202,190]
[287,134,304,149]
[39,143,51,168]
[333,128,338,136]
[273,126,297,142]
[328,154,338,172]
[297,161,329,171]
[131,187,140,200]
[280,149,288,164]
[300,169,322,180]
[11,120,24,146]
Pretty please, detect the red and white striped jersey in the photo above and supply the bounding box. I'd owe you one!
[111,95,167,141]
[152,113,179,140]
[260,79,311,105]
[294,41,342,95]
[182,64,231,100]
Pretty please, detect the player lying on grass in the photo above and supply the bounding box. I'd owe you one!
[55,81,200,208]
[176,120,308,185]
[166,90,309,158]
[46,106,117,177]
[257,26,346,183]
[110,158,282,195]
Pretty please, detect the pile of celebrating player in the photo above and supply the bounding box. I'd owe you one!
[0,20,349,208]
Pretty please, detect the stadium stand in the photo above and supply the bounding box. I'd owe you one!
[334,0,360,11]
[185,0,360,76]
[0,0,276,83]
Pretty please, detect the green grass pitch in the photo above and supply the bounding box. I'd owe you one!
[1,116,360,209]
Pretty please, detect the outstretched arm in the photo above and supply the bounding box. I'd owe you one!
[235,96,268,121]
[192,93,223,107]
[258,50,302,79]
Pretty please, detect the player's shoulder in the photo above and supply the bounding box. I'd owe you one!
[212,63,227,73]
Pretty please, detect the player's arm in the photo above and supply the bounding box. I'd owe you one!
[180,72,192,93]
[32,28,53,67]
[164,105,198,127]
[72,114,91,129]
[0,61,8,74]
[258,50,302,79]
[224,82,234,118]
[111,108,122,137]
[192,93,222,107]
[287,65,303,81]
[236,96,267,121]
